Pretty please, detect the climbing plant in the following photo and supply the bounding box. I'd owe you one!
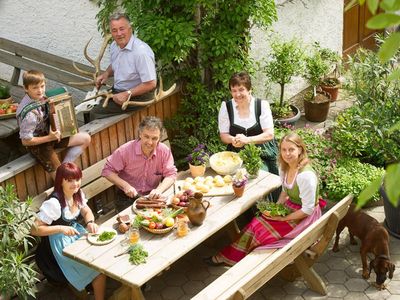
[95,0,277,168]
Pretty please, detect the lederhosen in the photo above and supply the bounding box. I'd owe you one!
[18,100,69,172]
[226,98,280,201]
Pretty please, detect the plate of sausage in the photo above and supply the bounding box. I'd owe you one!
[131,196,169,217]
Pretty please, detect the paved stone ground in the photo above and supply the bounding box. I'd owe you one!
[30,205,400,300]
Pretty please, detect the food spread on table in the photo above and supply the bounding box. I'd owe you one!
[256,201,291,217]
[0,102,18,119]
[174,174,234,196]
[132,197,184,233]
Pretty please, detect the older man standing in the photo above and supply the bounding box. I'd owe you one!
[91,12,157,119]
[102,116,177,212]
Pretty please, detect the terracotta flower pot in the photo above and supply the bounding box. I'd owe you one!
[320,77,341,101]
[189,163,206,177]
[232,185,245,197]
[304,91,331,122]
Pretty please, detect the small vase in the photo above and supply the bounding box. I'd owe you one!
[232,185,245,197]
[189,163,206,177]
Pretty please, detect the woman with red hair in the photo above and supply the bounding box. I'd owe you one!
[31,162,106,299]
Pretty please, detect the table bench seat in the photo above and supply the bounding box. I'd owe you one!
[193,194,354,300]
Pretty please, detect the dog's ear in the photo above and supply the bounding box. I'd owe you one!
[388,263,395,279]
[369,258,377,276]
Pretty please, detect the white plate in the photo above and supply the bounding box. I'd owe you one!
[87,227,117,245]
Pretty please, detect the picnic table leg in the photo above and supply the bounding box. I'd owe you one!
[109,284,144,300]
[293,255,327,295]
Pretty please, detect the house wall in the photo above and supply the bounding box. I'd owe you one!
[250,0,344,101]
[0,0,343,101]
[0,0,108,97]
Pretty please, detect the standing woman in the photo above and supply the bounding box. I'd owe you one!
[205,132,325,266]
[218,71,279,177]
[31,162,106,300]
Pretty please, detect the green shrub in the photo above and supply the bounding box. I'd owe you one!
[0,185,38,299]
[336,44,400,167]
[324,158,385,204]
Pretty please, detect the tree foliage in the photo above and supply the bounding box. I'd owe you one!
[95,0,277,168]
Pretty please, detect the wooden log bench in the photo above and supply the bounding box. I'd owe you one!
[193,194,354,300]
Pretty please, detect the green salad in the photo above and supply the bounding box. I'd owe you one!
[256,201,291,217]
[97,231,116,242]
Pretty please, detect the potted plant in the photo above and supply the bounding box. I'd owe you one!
[318,45,342,101]
[0,184,38,299]
[239,143,263,178]
[186,144,209,177]
[0,84,12,104]
[232,168,248,197]
[303,44,332,122]
[264,36,303,126]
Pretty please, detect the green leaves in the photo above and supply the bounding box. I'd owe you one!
[367,13,400,29]
[384,163,400,206]
[239,144,263,176]
[0,184,38,298]
[378,32,400,63]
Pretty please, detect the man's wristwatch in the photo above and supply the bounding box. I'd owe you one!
[85,220,94,226]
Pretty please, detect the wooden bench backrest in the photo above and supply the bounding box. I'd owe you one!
[193,194,354,300]
[30,158,109,212]
[0,37,95,91]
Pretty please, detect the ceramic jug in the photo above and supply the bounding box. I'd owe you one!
[186,192,210,226]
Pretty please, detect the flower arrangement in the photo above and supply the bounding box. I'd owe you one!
[232,168,248,188]
[186,144,209,166]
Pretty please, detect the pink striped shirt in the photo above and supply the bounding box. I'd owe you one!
[102,140,177,195]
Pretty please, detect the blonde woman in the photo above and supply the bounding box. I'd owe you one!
[205,132,326,266]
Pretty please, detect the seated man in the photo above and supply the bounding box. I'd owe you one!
[91,12,157,119]
[102,116,177,212]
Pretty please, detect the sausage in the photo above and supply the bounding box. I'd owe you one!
[136,204,166,209]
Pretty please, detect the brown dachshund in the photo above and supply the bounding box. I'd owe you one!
[332,204,395,289]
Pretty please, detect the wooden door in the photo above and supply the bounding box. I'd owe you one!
[343,0,383,57]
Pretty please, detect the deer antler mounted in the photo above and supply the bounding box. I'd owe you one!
[68,32,112,87]
[121,78,177,110]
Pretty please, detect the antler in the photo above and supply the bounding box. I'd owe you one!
[69,32,112,87]
[121,78,177,110]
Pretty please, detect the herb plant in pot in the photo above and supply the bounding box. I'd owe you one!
[303,44,331,122]
[318,45,342,101]
[186,144,209,177]
[264,36,303,126]
[239,143,263,178]
[232,168,248,197]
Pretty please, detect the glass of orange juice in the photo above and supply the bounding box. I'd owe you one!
[177,219,189,237]
[128,227,140,244]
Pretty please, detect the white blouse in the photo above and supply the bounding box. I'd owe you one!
[218,96,274,133]
[37,192,88,225]
[281,170,318,215]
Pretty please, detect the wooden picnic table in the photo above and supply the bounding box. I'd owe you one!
[63,169,281,299]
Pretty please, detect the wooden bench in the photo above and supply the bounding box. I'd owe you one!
[193,194,354,300]
[0,37,98,91]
